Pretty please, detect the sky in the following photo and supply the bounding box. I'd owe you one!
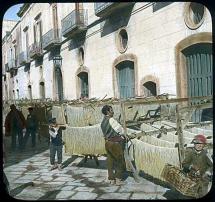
[3,4,23,21]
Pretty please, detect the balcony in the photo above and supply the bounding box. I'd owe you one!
[94,2,135,17]
[61,9,88,38]
[8,59,17,70]
[29,42,43,59]
[42,29,62,51]
[19,51,30,65]
[5,63,9,72]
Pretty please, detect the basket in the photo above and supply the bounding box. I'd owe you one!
[161,164,201,198]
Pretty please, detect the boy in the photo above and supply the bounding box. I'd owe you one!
[182,134,213,198]
[48,118,66,171]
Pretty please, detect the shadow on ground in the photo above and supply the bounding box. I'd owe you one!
[37,190,61,200]
[10,182,34,197]
[76,156,107,170]
[4,136,49,167]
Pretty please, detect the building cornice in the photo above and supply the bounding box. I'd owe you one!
[17,3,31,17]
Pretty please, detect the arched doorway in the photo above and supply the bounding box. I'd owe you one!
[116,60,135,99]
[182,43,212,122]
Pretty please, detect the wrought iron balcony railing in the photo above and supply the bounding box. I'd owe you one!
[42,29,62,50]
[61,9,88,38]
[19,51,30,65]
[94,2,135,17]
[8,59,17,70]
[29,42,43,59]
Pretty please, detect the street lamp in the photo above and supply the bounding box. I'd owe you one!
[53,55,62,69]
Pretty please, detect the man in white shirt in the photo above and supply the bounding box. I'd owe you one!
[101,105,126,185]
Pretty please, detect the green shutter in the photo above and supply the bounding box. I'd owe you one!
[117,61,134,99]
[183,43,212,122]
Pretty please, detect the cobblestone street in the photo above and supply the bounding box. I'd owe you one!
[3,136,186,200]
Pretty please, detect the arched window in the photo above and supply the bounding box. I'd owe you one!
[28,85,32,100]
[79,47,84,65]
[143,81,157,97]
[78,72,88,98]
[55,68,64,101]
[16,89,19,100]
[39,81,45,100]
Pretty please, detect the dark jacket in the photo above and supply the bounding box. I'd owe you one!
[4,109,26,134]
[182,147,213,176]
[26,113,38,130]
[49,126,65,146]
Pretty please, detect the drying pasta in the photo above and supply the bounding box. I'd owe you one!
[62,124,106,155]
[131,138,180,180]
[139,135,176,148]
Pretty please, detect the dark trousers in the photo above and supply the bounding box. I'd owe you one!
[50,143,63,165]
[23,128,36,148]
[11,128,23,150]
[105,140,126,180]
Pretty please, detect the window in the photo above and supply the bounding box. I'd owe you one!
[52,3,59,37]
[116,28,128,53]
[143,81,157,97]
[39,82,45,100]
[79,47,84,65]
[33,14,42,45]
[28,85,32,100]
[184,3,205,30]
[78,72,88,98]
[16,89,20,100]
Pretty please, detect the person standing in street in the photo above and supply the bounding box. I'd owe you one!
[4,104,26,152]
[48,118,67,171]
[23,106,38,150]
[101,105,127,186]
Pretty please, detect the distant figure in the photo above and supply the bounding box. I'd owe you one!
[4,104,26,151]
[23,106,38,149]
[48,118,67,171]
[182,134,213,198]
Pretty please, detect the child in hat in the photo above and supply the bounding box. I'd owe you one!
[48,118,67,171]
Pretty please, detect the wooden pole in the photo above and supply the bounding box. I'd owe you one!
[120,101,140,183]
[176,104,185,169]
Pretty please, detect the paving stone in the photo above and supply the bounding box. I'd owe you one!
[53,177,73,182]
[65,181,86,187]
[14,175,39,181]
[55,190,75,199]
[97,186,119,193]
[61,186,75,191]
[73,186,95,192]
[47,181,66,185]
[14,187,45,200]
[88,177,105,183]
[69,192,98,200]
[5,174,21,181]
[130,193,165,200]
[13,178,34,184]
[98,192,131,200]
[36,176,54,181]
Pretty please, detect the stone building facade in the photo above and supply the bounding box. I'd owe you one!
[2,2,212,102]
